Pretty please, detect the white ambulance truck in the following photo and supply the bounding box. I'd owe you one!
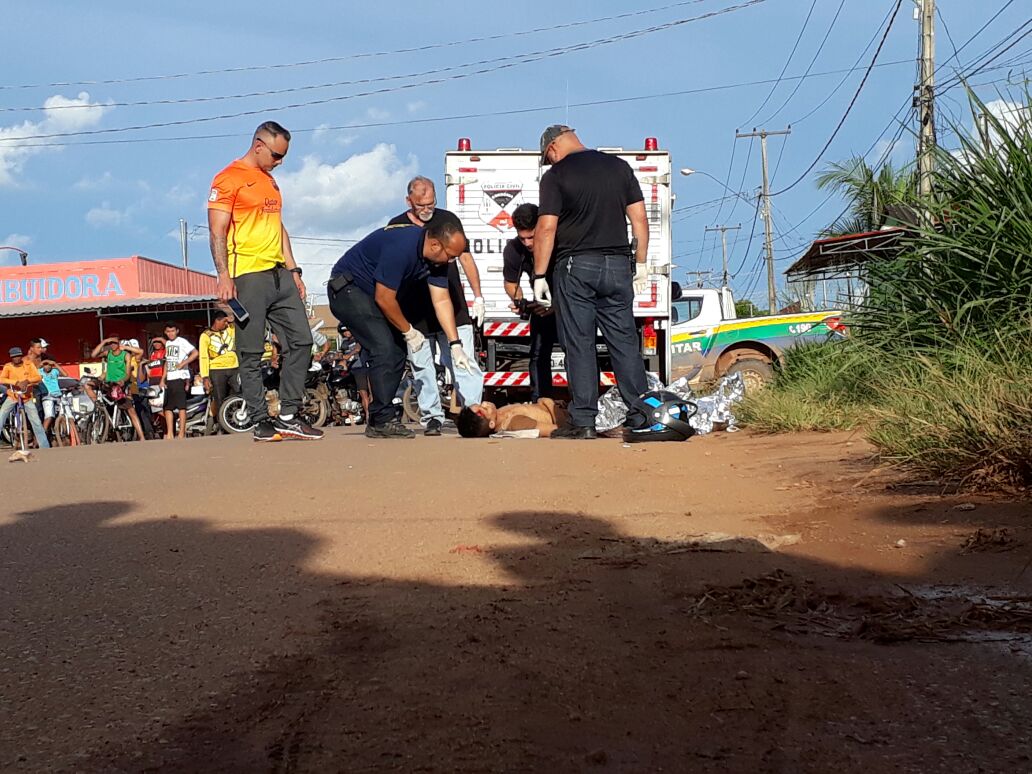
[444,137,675,394]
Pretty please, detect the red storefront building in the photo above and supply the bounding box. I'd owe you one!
[1,257,218,377]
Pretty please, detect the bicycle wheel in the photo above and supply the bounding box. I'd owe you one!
[53,415,71,447]
[401,385,421,423]
[91,409,111,444]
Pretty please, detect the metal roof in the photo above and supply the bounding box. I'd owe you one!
[0,294,218,318]
[786,228,910,281]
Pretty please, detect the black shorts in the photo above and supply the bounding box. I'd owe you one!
[163,379,188,411]
[351,366,371,394]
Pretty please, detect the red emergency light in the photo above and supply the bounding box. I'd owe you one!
[457,138,471,151]
[644,137,659,151]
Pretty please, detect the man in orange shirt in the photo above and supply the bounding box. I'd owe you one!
[0,346,49,449]
[207,121,321,443]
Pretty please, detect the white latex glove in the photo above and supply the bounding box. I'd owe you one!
[450,344,473,372]
[533,277,552,307]
[471,296,485,327]
[402,326,426,354]
[633,262,649,295]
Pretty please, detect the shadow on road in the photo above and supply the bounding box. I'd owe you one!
[2,501,1031,772]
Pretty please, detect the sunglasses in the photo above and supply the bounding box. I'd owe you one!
[258,138,286,161]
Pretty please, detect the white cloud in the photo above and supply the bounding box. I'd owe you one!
[3,233,32,248]
[365,107,390,121]
[406,101,427,114]
[73,170,114,190]
[311,123,359,148]
[85,202,130,228]
[0,92,111,186]
[275,143,420,302]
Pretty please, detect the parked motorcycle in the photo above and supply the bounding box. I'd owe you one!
[322,353,366,426]
[147,386,215,438]
[218,363,327,434]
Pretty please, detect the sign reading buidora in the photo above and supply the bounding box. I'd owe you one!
[0,272,125,306]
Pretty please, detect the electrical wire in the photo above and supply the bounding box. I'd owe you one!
[759,0,847,126]
[741,0,819,127]
[1,0,728,92]
[3,58,917,150]
[0,1,772,143]
[771,0,905,197]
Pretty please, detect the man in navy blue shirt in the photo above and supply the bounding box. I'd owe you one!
[328,212,471,438]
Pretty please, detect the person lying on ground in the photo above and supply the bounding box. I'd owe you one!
[456,398,569,438]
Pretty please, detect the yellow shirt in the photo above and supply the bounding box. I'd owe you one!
[199,326,239,376]
[207,159,284,277]
[1,361,42,399]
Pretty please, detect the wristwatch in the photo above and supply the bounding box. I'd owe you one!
[288,267,303,277]
[448,339,462,347]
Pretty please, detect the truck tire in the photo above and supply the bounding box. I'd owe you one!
[725,358,774,393]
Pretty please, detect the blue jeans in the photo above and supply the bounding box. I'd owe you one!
[432,324,483,407]
[554,253,648,429]
[528,312,559,402]
[1,395,50,448]
[408,338,444,426]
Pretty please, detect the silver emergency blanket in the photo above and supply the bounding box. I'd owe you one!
[594,372,745,435]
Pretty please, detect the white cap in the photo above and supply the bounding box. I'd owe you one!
[39,338,49,348]
[127,338,140,348]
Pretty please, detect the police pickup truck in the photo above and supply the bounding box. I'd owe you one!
[670,287,846,391]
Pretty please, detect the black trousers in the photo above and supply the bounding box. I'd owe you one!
[209,367,239,420]
[329,282,406,427]
[554,253,648,429]
[132,393,155,440]
[234,267,313,424]
[528,311,559,402]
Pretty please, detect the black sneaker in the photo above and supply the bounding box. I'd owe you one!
[424,418,443,437]
[365,421,415,439]
[274,416,324,440]
[551,424,597,440]
[253,420,282,442]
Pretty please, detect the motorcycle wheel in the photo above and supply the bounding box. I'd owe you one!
[218,396,254,434]
[302,388,329,428]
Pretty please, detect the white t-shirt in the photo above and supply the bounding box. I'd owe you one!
[164,337,196,381]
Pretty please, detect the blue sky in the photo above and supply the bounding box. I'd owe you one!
[2,0,1028,306]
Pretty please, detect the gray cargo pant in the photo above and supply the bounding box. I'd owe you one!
[234,266,313,424]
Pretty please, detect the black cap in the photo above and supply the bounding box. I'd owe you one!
[540,124,574,163]
[8,346,24,357]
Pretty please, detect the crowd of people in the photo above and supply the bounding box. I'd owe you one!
[3,117,673,448]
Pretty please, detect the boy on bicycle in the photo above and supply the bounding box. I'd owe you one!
[0,347,49,449]
[90,337,147,441]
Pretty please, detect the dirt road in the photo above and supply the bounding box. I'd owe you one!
[1,429,1030,772]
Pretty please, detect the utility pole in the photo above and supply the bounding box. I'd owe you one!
[917,0,936,198]
[736,127,791,314]
[685,270,713,289]
[179,219,189,270]
[704,224,741,288]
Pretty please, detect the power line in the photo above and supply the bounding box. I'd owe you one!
[787,0,901,126]
[3,58,917,149]
[771,0,905,197]
[0,0,721,92]
[0,0,770,142]
[759,0,847,126]
[741,0,819,127]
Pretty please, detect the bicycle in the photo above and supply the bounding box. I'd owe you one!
[51,389,83,447]
[1,389,30,453]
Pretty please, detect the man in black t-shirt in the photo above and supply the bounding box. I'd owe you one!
[388,176,484,435]
[532,125,651,439]
[502,203,558,402]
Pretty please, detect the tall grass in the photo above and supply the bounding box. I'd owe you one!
[742,91,1032,488]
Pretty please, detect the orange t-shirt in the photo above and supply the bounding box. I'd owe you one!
[207,159,284,277]
[1,361,42,399]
